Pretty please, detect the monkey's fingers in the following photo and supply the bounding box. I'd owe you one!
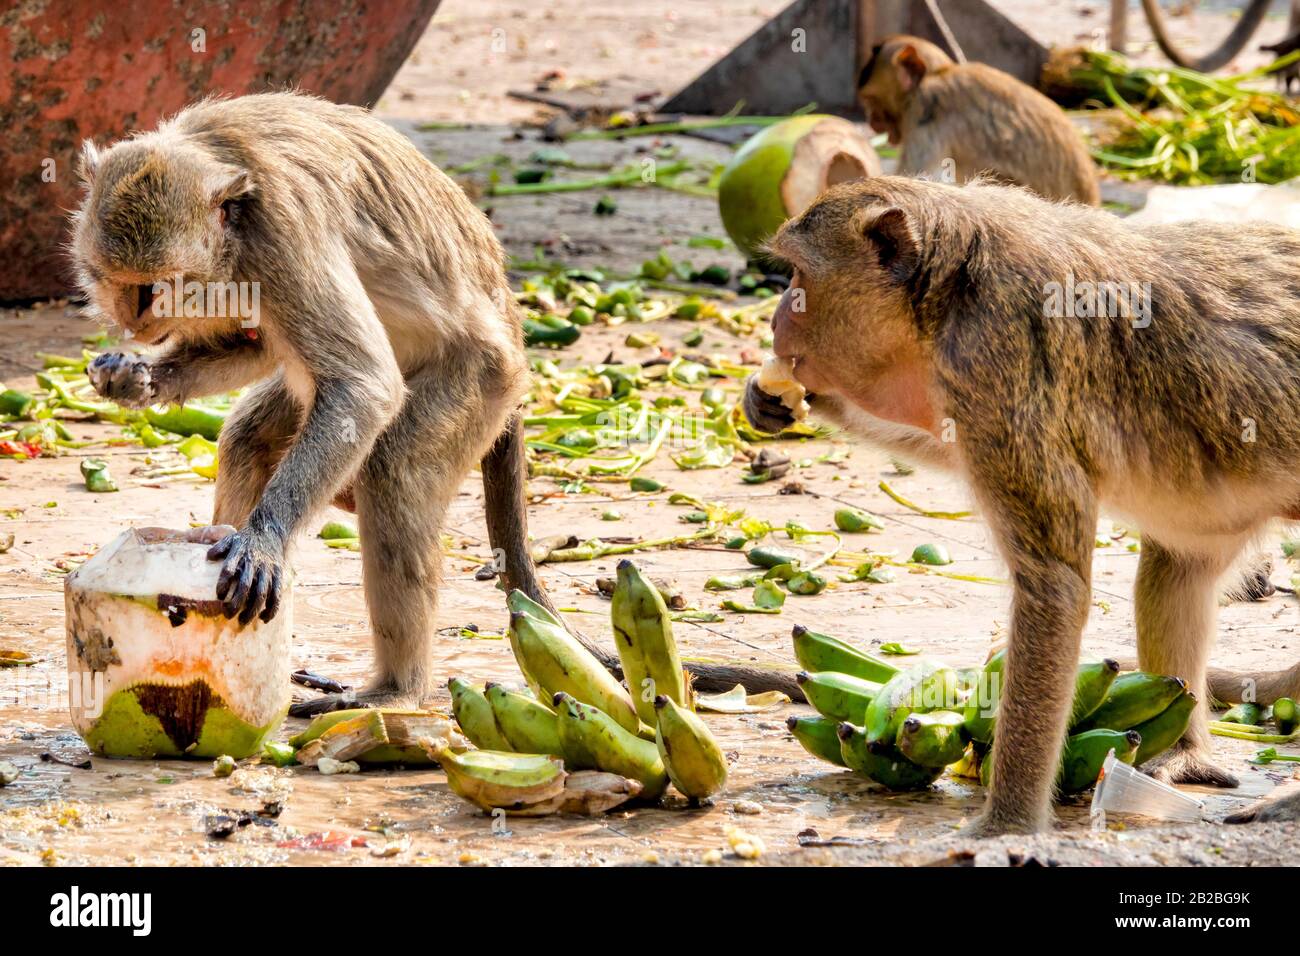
[218,548,255,619]
[743,378,797,434]
[239,565,270,626]
[260,567,283,623]
[207,533,237,562]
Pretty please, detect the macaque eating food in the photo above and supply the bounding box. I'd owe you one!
[745,175,1300,834]
[857,35,1099,206]
[71,92,799,717]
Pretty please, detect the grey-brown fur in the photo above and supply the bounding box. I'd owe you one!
[858,36,1100,206]
[746,175,1300,832]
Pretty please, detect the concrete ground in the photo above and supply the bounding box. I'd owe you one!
[1,1,1298,866]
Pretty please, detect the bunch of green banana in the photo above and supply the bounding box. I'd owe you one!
[611,559,690,724]
[506,594,641,735]
[553,693,669,800]
[654,695,727,800]
[787,630,1197,794]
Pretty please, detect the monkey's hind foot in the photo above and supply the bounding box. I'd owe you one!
[1144,747,1239,789]
[959,809,1049,840]
[288,686,417,719]
[1224,784,1300,823]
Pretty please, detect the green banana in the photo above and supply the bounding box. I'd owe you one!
[837,723,942,791]
[435,746,567,811]
[654,695,727,799]
[1059,728,1140,793]
[1075,673,1187,732]
[1273,697,1299,735]
[1220,701,1263,726]
[610,559,689,725]
[507,587,564,627]
[1068,658,1121,727]
[486,683,564,757]
[448,679,513,751]
[962,650,1005,744]
[787,715,847,766]
[790,625,899,684]
[897,710,969,768]
[796,670,881,724]
[508,610,640,734]
[1132,690,1196,766]
[864,664,957,744]
[553,693,668,800]
[506,588,564,699]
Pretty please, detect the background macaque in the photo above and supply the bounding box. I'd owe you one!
[745,176,1300,833]
[72,92,794,717]
[857,35,1100,206]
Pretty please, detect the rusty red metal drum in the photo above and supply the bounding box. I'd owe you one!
[0,0,442,301]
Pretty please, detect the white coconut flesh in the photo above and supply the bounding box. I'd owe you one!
[65,527,291,757]
[780,118,884,218]
[756,356,810,421]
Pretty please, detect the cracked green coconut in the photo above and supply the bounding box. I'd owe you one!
[65,527,291,759]
[717,115,882,263]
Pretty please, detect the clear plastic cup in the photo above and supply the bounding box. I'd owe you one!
[1089,749,1205,828]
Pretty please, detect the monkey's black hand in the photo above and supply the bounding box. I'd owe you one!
[207,528,285,625]
[743,374,797,435]
[87,352,156,407]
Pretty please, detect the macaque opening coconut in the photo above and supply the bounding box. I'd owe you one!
[65,527,291,759]
[717,114,882,263]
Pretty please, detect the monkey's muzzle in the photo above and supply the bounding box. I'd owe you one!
[120,282,171,344]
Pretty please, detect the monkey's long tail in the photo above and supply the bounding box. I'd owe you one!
[1116,657,1300,707]
[480,413,804,700]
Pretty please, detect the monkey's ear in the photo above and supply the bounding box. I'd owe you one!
[210,169,253,207]
[892,44,928,90]
[78,140,101,184]
[861,206,918,282]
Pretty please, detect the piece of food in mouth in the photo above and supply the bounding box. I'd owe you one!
[64,527,291,759]
[756,355,810,421]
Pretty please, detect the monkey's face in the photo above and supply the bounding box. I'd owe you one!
[765,181,937,432]
[857,67,903,145]
[856,39,938,145]
[72,141,251,345]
